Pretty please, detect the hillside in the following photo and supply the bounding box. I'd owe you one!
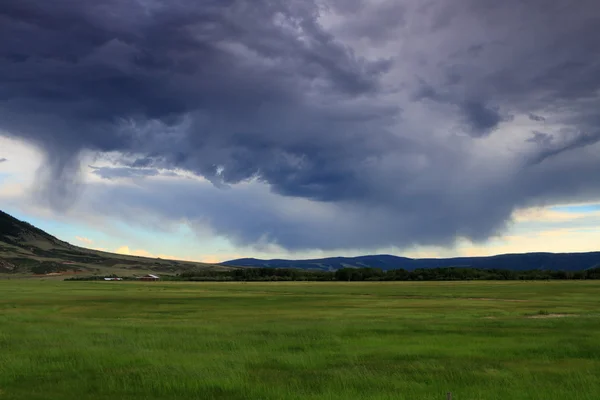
[0,210,230,277]
[222,252,600,272]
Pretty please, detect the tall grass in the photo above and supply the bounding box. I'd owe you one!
[1,281,600,399]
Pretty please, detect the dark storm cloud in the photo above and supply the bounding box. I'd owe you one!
[2,0,600,251]
[461,101,507,135]
[0,0,397,203]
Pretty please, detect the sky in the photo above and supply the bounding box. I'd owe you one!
[1,0,600,263]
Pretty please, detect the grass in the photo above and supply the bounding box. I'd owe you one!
[1,281,600,399]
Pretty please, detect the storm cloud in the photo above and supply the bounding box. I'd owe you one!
[1,0,600,251]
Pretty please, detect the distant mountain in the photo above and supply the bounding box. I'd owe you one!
[0,210,228,276]
[222,255,413,271]
[222,252,600,272]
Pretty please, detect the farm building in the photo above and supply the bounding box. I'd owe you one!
[104,277,123,281]
[137,274,160,281]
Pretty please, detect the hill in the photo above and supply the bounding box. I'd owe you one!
[222,252,600,272]
[0,210,229,277]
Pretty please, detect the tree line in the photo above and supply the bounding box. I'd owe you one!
[172,266,600,282]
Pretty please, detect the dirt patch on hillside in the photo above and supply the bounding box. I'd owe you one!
[32,270,84,277]
[0,258,17,271]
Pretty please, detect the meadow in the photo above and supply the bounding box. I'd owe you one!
[1,280,600,400]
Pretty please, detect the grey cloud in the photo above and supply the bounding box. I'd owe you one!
[528,130,600,166]
[410,0,600,142]
[327,0,407,44]
[461,101,510,136]
[80,177,514,251]
[1,0,600,251]
[466,44,484,57]
[130,157,156,168]
[529,113,546,122]
[413,82,510,136]
[527,131,553,146]
[89,166,161,180]
[0,158,7,163]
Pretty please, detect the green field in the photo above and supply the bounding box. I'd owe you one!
[1,281,600,400]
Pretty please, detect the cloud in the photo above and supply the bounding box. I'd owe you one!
[528,113,546,122]
[0,158,7,163]
[0,0,396,201]
[89,166,160,180]
[75,236,93,245]
[1,0,600,252]
[525,128,600,166]
[115,246,152,258]
[73,171,598,251]
[513,207,600,224]
[114,245,194,261]
[526,131,553,146]
[461,100,511,136]
[325,0,407,44]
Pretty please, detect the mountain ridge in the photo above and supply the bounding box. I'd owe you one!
[222,251,600,272]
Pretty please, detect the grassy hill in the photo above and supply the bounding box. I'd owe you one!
[222,252,600,272]
[0,210,230,278]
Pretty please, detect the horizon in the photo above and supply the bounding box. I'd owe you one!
[1,1,600,262]
[3,205,600,264]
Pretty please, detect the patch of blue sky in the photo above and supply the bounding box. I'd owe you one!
[2,207,106,244]
[551,203,600,214]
